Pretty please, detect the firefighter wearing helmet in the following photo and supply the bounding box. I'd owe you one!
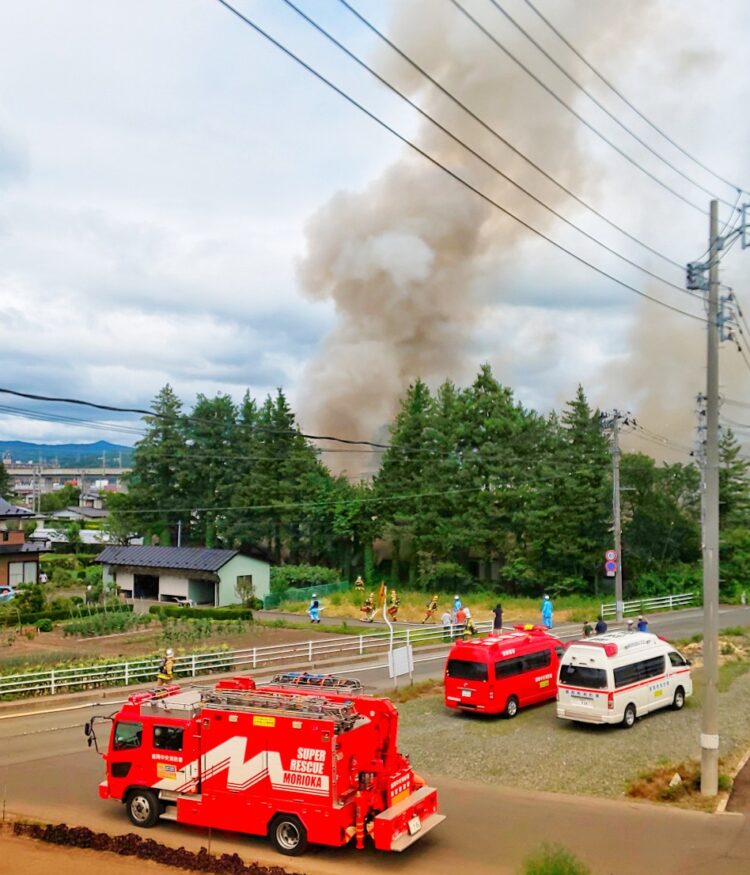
[361,591,375,622]
[157,648,175,687]
[423,594,439,623]
[387,588,400,622]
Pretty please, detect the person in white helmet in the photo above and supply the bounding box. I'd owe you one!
[156,648,175,686]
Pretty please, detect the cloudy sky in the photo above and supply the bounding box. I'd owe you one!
[1,0,749,464]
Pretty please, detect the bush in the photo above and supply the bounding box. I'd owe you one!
[0,603,132,627]
[270,564,340,594]
[36,618,54,632]
[520,844,591,875]
[418,558,473,591]
[149,605,253,621]
[63,611,150,637]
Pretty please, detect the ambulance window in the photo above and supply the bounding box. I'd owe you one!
[559,665,607,689]
[153,725,184,752]
[668,651,687,667]
[495,656,524,679]
[637,656,666,680]
[447,659,488,681]
[614,663,639,688]
[113,721,143,751]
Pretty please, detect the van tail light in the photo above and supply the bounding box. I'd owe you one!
[607,693,614,710]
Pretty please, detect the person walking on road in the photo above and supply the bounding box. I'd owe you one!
[492,603,504,632]
[308,593,321,623]
[156,648,175,687]
[453,594,462,620]
[441,608,453,642]
[541,594,553,629]
[595,616,608,635]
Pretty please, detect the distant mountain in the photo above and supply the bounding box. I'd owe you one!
[0,440,134,467]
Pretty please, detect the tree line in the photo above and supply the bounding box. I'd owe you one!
[105,367,750,599]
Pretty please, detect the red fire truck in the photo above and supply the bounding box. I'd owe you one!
[86,673,444,856]
[444,626,565,717]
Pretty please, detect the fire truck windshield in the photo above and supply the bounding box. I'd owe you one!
[113,721,143,750]
[446,659,488,681]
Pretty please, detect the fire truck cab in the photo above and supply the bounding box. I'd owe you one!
[87,673,444,856]
[445,626,565,717]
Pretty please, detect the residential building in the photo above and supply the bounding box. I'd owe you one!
[96,545,270,607]
[0,497,47,587]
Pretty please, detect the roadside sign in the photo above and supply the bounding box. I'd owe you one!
[605,550,617,562]
[605,560,617,578]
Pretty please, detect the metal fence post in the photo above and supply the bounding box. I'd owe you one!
[406,628,410,649]
[252,647,257,669]
[50,670,55,695]
[308,640,313,662]
[359,635,363,655]
[125,662,129,686]
[191,654,197,677]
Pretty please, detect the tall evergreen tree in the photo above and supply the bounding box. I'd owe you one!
[0,461,11,500]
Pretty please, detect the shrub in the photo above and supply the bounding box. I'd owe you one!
[520,844,591,875]
[270,564,340,594]
[0,603,132,627]
[418,559,473,591]
[36,618,54,632]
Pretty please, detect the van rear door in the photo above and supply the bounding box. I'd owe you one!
[445,657,489,709]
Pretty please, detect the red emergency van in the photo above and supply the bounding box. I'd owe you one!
[444,626,565,717]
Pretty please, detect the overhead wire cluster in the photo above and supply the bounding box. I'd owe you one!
[211,0,748,324]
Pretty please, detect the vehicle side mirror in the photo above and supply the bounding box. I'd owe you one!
[84,722,91,736]
[686,659,692,666]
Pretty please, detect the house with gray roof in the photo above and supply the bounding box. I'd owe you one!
[0,497,47,587]
[96,545,269,607]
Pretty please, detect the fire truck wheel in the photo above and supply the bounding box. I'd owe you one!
[504,695,519,719]
[621,704,637,729]
[126,789,161,828]
[269,814,308,856]
[672,687,686,710]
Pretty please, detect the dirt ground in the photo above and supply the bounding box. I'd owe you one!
[0,623,334,668]
[0,834,177,875]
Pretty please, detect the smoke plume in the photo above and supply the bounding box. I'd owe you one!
[295,0,699,472]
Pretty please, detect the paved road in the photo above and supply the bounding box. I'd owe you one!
[1,605,750,875]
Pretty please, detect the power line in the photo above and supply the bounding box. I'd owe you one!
[487,0,736,206]
[521,0,747,195]
[337,0,685,272]
[448,0,709,215]
[284,0,695,301]
[212,0,708,323]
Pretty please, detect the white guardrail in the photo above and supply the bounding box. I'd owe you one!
[0,619,496,701]
[600,592,695,620]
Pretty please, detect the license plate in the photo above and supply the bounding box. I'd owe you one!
[461,690,472,698]
[572,696,593,707]
[408,815,421,836]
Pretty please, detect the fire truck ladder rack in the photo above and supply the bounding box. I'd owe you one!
[200,688,360,732]
[270,672,363,694]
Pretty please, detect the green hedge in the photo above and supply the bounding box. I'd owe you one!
[264,580,350,610]
[0,603,132,627]
[148,605,253,620]
[270,564,340,594]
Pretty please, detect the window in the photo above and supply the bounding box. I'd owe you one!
[637,655,666,680]
[113,721,143,751]
[559,664,608,689]
[668,651,687,668]
[524,650,551,672]
[447,659,488,681]
[555,647,566,661]
[153,725,184,752]
[614,656,666,688]
[8,562,37,586]
[495,656,525,679]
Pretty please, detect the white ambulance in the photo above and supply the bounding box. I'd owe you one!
[556,631,692,728]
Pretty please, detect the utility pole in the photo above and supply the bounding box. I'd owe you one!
[701,199,720,797]
[611,414,624,622]
[601,410,624,621]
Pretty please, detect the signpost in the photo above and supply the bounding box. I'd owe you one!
[605,549,618,579]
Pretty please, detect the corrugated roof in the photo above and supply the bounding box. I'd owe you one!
[0,497,34,519]
[95,545,239,572]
